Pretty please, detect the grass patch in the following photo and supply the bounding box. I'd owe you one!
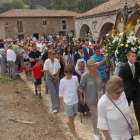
[0,78,13,82]
[14,89,20,94]
[20,96,26,99]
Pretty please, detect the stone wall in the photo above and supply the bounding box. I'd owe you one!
[75,14,117,40]
[0,17,75,39]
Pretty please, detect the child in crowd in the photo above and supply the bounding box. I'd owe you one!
[32,58,44,99]
[7,44,16,79]
[59,65,79,140]
[23,46,31,80]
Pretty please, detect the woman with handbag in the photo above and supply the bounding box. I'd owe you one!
[78,59,102,140]
[0,42,7,75]
[98,76,134,140]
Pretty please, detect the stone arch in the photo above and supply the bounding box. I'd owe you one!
[127,11,140,26]
[115,11,124,33]
[99,22,114,38]
[80,24,91,39]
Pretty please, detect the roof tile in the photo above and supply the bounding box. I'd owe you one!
[0,9,80,18]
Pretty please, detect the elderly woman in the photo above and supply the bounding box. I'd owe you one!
[0,42,6,74]
[44,50,61,113]
[78,59,102,140]
[98,76,132,140]
[63,45,74,65]
[73,59,90,116]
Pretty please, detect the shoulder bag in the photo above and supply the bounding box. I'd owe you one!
[106,94,139,136]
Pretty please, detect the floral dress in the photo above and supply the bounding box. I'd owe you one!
[23,53,31,71]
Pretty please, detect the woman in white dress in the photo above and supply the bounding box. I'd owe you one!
[98,76,133,140]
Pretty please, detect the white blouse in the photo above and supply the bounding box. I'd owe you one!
[44,58,61,75]
[97,92,131,140]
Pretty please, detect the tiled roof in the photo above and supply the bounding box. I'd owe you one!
[75,0,140,19]
[0,9,80,18]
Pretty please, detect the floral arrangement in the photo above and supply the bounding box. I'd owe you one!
[105,24,140,62]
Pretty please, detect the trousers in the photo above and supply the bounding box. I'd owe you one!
[46,74,60,111]
[7,61,15,77]
[0,57,6,74]
[87,104,99,135]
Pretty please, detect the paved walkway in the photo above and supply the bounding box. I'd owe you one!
[20,73,140,140]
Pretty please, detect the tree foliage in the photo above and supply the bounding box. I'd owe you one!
[51,0,66,10]
[0,0,28,14]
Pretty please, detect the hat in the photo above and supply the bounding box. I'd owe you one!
[87,59,98,66]
[45,41,48,43]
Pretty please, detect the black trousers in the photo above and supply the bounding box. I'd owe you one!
[126,90,140,130]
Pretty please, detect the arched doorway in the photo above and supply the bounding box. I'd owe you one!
[80,24,91,39]
[99,22,114,38]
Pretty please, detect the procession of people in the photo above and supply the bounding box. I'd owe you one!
[0,33,140,140]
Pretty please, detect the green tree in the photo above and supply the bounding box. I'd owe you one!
[51,0,66,10]
[0,0,28,14]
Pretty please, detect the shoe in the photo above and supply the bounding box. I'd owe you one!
[16,74,20,77]
[39,93,42,99]
[93,134,100,140]
[35,90,38,96]
[53,110,57,113]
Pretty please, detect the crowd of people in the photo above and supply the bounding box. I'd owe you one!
[0,33,140,140]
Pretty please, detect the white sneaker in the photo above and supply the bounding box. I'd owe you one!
[53,110,57,113]
[93,134,100,140]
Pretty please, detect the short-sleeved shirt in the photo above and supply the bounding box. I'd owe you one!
[79,72,102,105]
[29,50,41,67]
[12,45,19,56]
[41,51,48,62]
[44,58,61,75]
[32,65,42,79]
[0,48,5,57]
[90,54,107,79]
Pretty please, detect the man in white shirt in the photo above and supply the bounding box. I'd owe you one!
[7,44,16,78]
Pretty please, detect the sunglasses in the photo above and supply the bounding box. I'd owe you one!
[94,46,100,50]
[53,53,56,55]
[116,89,124,95]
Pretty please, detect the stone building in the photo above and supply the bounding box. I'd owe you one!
[0,9,80,39]
[74,0,140,40]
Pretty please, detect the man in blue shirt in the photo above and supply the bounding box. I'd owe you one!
[90,46,109,94]
[29,43,41,68]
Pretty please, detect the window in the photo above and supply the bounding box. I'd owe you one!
[18,34,24,39]
[43,21,47,25]
[62,20,66,30]
[17,21,23,33]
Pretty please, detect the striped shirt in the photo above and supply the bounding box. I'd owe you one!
[90,54,107,79]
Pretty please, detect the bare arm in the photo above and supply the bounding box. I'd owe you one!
[97,56,107,67]
[29,57,35,62]
[1,51,5,55]
[46,70,54,78]
[32,71,36,82]
[17,49,20,57]
[41,60,44,66]
[101,130,111,140]
[78,90,86,105]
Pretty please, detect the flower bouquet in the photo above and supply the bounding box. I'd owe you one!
[105,24,140,62]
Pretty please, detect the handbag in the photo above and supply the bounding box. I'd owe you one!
[106,94,139,136]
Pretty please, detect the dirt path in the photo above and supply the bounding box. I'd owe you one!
[0,74,67,140]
